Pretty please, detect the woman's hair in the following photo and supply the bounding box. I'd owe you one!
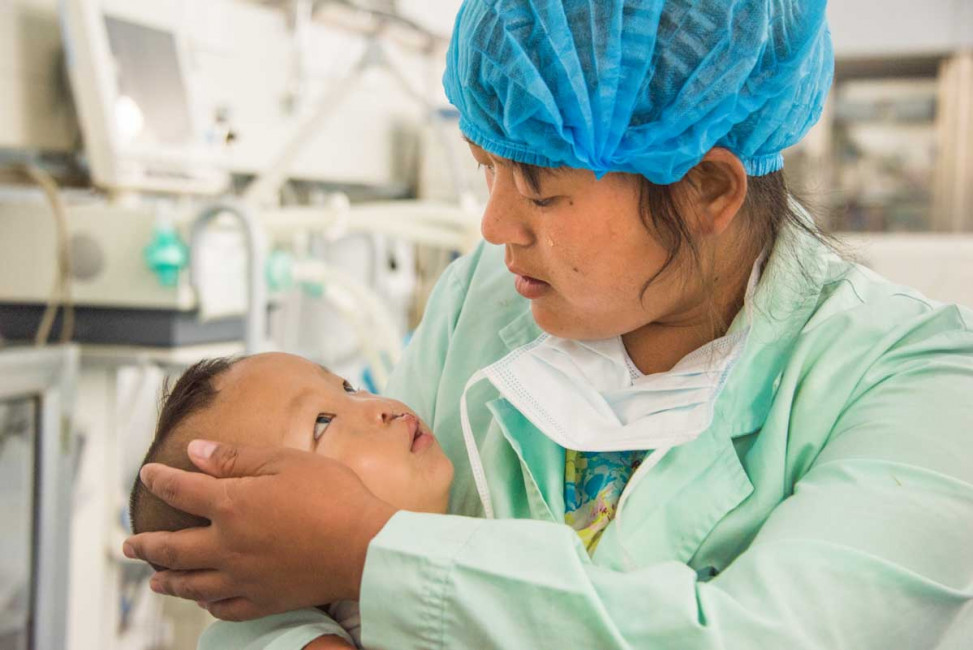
[129,357,237,549]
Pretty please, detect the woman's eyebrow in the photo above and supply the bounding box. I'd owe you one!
[462,135,564,194]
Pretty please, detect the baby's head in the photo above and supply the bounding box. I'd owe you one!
[130,352,453,536]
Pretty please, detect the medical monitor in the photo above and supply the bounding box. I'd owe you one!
[60,0,228,195]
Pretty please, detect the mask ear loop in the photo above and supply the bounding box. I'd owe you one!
[460,370,495,519]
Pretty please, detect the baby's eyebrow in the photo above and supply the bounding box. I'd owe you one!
[314,363,352,389]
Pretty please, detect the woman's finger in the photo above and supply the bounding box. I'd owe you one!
[185,439,307,479]
[138,462,223,518]
[205,597,267,622]
[149,569,239,604]
[122,525,217,571]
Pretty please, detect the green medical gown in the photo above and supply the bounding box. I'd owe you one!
[202,226,973,649]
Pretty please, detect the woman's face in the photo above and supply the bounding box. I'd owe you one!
[469,143,706,341]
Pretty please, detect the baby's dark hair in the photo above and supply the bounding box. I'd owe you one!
[129,357,238,546]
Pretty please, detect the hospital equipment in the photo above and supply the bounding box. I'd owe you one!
[0,199,250,347]
[189,202,267,354]
[0,345,78,650]
[1,0,479,355]
[60,0,230,195]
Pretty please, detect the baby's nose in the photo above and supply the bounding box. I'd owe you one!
[379,410,403,425]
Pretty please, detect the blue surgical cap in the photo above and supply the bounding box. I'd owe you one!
[443,0,834,184]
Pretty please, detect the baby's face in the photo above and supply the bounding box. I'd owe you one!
[193,353,452,514]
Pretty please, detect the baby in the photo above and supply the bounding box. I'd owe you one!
[129,352,454,649]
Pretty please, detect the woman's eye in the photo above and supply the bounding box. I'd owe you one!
[314,413,334,441]
[530,197,556,208]
[477,162,495,174]
[342,380,356,393]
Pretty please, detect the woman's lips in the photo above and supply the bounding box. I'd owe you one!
[514,274,551,299]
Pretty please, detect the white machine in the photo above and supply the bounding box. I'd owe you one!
[0,197,253,347]
[0,345,78,650]
[1,0,479,354]
[59,0,229,195]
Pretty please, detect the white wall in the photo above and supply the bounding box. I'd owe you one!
[828,0,973,58]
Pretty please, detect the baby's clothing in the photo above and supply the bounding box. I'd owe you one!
[198,603,361,649]
[326,600,362,647]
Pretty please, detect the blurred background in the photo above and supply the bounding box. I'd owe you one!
[0,1,970,649]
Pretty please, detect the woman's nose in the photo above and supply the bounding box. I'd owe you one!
[480,170,534,247]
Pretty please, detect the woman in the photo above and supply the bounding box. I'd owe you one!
[125,1,973,647]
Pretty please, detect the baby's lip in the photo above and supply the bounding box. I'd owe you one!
[399,413,419,447]
[400,413,434,453]
[404,414,419,439]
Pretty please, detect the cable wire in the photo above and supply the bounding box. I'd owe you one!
[2,164,76,345]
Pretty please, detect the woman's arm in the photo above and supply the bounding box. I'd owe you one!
[355,328,973,648]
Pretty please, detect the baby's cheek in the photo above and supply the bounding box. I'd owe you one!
[346,453,410,502]
[345,452,384,483]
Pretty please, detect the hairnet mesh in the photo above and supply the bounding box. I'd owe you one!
[443,0,834,184]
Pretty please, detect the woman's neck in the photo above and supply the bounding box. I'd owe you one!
[622,248,758,376]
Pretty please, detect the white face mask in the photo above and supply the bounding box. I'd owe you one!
[459,253,765,518]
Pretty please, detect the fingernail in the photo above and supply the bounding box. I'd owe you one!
[122,542,135,559]
[149,578,163,594]
[189,439,218,460]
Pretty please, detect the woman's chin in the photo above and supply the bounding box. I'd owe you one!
[530,303,616,341]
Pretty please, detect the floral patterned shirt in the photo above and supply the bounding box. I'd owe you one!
[564,449,644,553]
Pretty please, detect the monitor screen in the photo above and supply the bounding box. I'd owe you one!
[104,16,194,148]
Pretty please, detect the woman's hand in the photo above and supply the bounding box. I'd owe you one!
[122,440,398,621]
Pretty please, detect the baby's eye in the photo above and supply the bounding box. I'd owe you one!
[342,380,356,394]
[314,413,334,441]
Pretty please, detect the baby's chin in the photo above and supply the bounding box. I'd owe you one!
[399,494,449,515]
[373,470,451,515]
